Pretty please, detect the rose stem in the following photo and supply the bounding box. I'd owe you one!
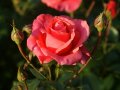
[69,31,102,82]
[85,0,95,18]
[47,65,51,80]
[70,57,92,80]
[103,21,111,54]
[55,64,60,80]
[78,31,101,73]
[24,81,28,90]
[17,44,48,80]
[91,31,102,55]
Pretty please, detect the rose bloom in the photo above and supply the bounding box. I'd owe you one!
[41,0,82,13]
[27,14,90,65]
[106,0,117,19]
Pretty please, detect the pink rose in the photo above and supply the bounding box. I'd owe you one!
[27,14,90,65]
[41,0,82,13]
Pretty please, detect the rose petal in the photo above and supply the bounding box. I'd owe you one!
[55,16,75,26]
[33,46,52,64]
[50,28,70,42]
[73,19,90,50]
[32,14,53,32]
[27,35,37,51]
[48,16,74,42]
[46,33,65,51]
[48,16,75,54]
[27,35,52,63]
[60,0,82,13]
[58,50,82,65]
[41,0,61,10]
[42,0,82,13]
[80,46,90,64]
[56,28,75,54]
[37,44,82,65]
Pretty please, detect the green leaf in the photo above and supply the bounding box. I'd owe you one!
[29,67,45,80]
[61,63,81,72]
[49,60,57,66]
[54,82,64,90]
[105,51,120,66]
[116,85,120,90]
[115,43,120,51]
[108,26,119,42]
[101,75,114,90]
[11,81,26,90]
[35,79,64,90]
[27,79,40,90]
[108,64,120,73]
[84,73,101,90]
[58,71,73,83]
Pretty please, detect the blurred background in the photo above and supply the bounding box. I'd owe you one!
[0,0,120,90]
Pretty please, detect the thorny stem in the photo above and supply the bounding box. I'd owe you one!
[17,44,47,80]
[69,31,102,82]
[85,0,95,17]
[71,57,92,80]
[104,21,111,54]
[78,58,91,74]
[91,31,102,55]
[24,81,28,90]
[17,45,29,63]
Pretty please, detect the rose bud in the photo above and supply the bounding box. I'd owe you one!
[11,26,24,45]
[22,24,32,35]
[94,13,108,32]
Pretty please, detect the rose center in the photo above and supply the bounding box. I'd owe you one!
[53,21,67,32]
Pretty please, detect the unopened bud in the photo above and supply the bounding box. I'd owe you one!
[11,26,24,45]
[22,24,32,35]
[17,67,26,82]
[94,13,108,32]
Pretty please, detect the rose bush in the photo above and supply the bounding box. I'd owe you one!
[41,0,82,13]
[27,14,90,65]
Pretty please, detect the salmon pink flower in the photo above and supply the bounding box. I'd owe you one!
[27,14,90,65]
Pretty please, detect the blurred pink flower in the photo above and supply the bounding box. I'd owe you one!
[27,14,90,65]
[41,0,82,13]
